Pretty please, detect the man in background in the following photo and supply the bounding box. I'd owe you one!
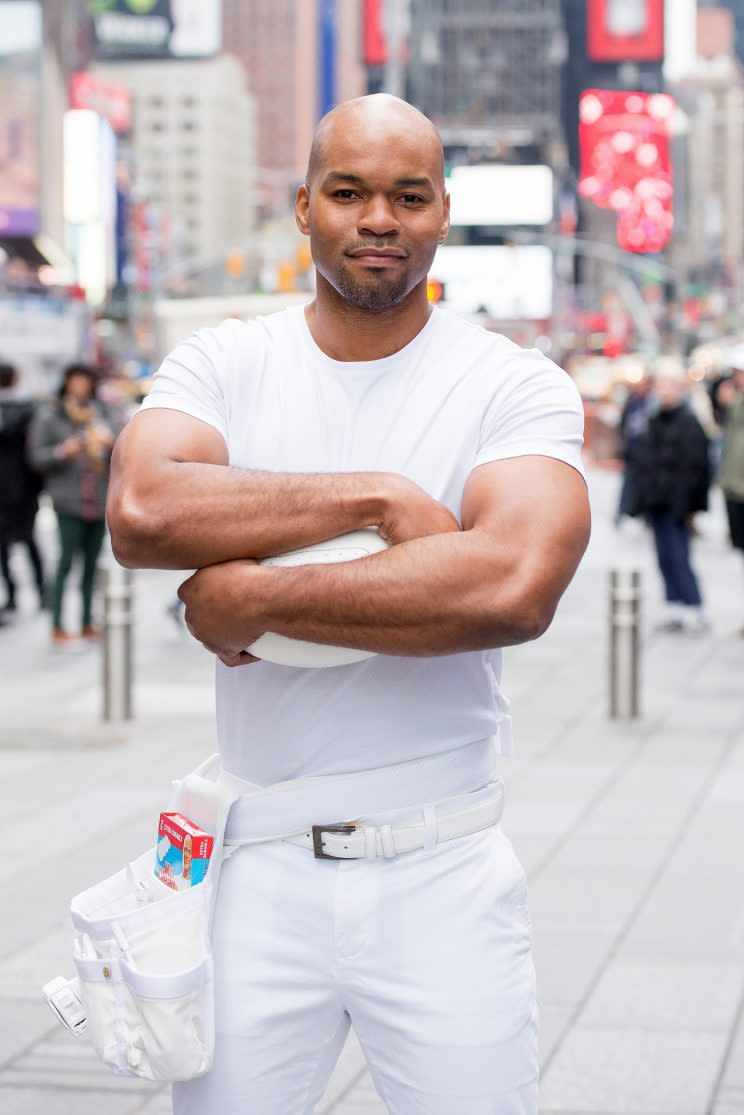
[0,363,45,617]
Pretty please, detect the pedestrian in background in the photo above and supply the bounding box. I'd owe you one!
[0,362,46,617]
[627,367,711,633]
[718,348,744,634]
[615,369,652,524]
[28,364,119,646]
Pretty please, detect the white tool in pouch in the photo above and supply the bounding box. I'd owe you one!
[41,754,239,1083]
[246,527,389,667]
[42,976,87,1035]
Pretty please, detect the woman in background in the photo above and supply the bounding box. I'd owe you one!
[29,364,118,646]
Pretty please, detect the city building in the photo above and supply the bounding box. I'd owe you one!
[701,1,744,69]
[672,7,744,310]
[92,53,257,284]
[404,0,566,165]
[222,0,366,216]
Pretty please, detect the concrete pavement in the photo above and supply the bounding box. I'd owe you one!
[0,468,743,1114]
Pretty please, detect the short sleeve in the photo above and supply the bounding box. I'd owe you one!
[474,349,586,481]
[139,322,240,443]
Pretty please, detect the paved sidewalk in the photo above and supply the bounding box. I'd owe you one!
[0,469,742,1114]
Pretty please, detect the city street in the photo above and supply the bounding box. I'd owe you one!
[0,467,743,1114]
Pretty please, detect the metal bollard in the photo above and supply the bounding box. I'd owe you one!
[609,569,641,720]
[102,566,134,722]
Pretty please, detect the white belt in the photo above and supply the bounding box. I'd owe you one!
[284,783,504,860]
[222,736,501,847]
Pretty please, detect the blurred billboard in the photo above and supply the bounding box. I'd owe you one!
[429,245,552,321]
[578,89,674,253]
[447,165,554,228]
[0,0,41,236]
[70,72,132,133]
[88,0,221,60]
[363,0,386,65]
[587,0,664,63]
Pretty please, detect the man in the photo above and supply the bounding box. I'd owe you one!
[615,368,651,524]
[0,363,45,615]
[108,95,590,1114]
[625,369,710,633]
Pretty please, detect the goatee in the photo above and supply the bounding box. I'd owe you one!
[334,266,411,310]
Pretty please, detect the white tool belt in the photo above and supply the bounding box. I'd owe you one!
[48,747,503,1085]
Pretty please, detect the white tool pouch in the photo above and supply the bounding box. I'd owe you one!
[70,754,235,1083]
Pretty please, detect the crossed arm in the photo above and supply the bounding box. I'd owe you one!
[108,409,591,662]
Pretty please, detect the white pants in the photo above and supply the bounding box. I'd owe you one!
[173,798,537,1114]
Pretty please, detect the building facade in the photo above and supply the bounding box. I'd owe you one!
[222,0,366,215]
[93,54,256,281]
[673,7,744,306]
[405,0,565,163]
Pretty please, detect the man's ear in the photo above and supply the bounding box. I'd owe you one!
[296,185,310,236]
[440,190,451,241]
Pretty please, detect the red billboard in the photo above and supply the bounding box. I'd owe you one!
[587,0,664,62]
[70,72,132,134]
[579,89,674,253]
[363,0,386,65]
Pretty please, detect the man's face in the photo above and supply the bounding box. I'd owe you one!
[297,119,449,311]
[655,375,685,409]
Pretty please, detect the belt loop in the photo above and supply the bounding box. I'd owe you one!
[423,805,437,851]
[364,825,377,859]
[379,824,396,859]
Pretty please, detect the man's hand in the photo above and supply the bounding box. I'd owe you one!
[178,560,265,666]
[378,475,461,545]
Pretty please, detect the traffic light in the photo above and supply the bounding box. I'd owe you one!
[427,278,444,303]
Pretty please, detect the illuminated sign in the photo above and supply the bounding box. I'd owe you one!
[69,72,132,133]
[447,165,554,227]
[0,1,41,236]
[363,0,386,65]
[88,0,221,60]
[579,89,674,253]
[428,245,552,320]
[587,0,664,63]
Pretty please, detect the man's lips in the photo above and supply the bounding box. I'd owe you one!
[346,248,408,259]
[346,247,408,267]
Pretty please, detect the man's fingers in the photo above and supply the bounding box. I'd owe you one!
[217,651,260,667]
[192,632,260,667]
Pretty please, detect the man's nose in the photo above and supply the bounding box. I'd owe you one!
[358,195,400,238]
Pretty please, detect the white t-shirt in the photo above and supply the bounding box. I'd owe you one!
[141,305,585,784]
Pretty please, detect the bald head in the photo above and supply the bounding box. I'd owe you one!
[306,94,445,192]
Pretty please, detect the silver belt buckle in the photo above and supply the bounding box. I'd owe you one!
[311,822,357,859]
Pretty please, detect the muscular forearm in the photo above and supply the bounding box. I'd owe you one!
[109,463,391,569]
[254,530,548,655]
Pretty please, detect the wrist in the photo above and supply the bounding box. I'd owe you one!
[250,562,293,632]
[360,471,405,529]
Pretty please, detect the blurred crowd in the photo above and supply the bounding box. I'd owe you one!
[615,348,744,634]
[1,345,744,646]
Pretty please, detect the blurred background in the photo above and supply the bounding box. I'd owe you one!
[2,0,744,420]
[1,0,743,407]
[1,3,744,1115]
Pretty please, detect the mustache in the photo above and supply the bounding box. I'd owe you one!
[343,240,411,257]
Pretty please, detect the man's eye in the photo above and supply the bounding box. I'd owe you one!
[334,189,360,200]
[399,194,424,205]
